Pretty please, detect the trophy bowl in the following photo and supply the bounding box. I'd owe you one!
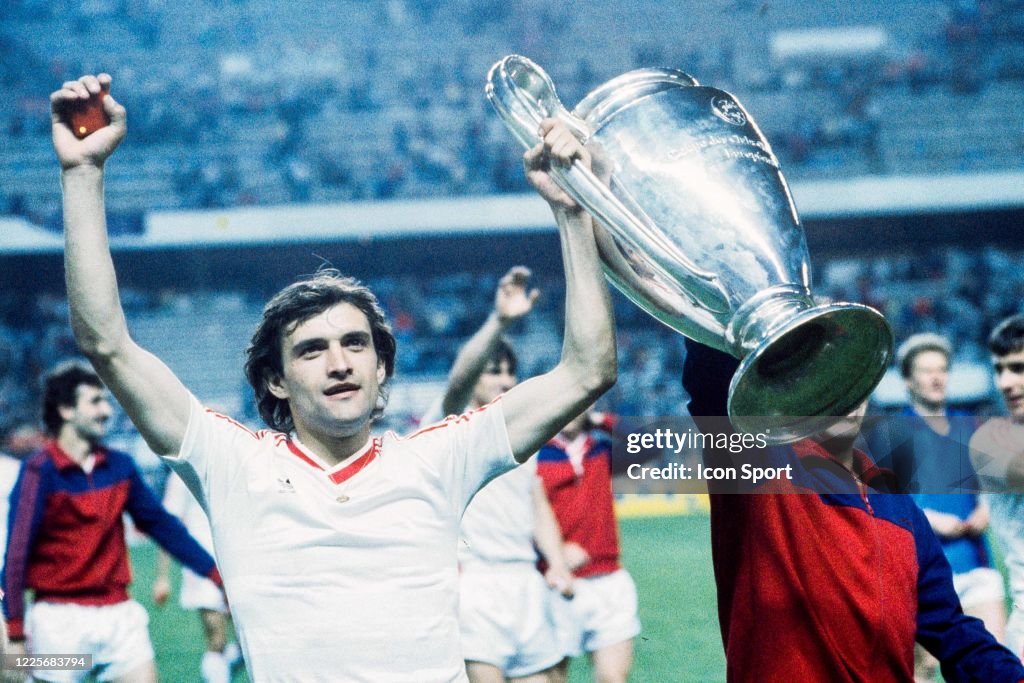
[487,55,892,444]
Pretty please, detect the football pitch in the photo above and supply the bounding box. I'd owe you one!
[130,514,726,682]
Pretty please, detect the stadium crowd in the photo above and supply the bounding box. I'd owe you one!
[1,0,1023,228]
[4,245,1024,453]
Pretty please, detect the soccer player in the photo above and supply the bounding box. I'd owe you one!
[49,74,616,681]
[153,470,242,683]
[970,314,1024,661]
[0,441,21,661]
[537,410,641,683]
[0,444,22,574]
[681,337,1024,682]
[894,333,1008,679]
[2,361,221,683]
[424,266,573,683]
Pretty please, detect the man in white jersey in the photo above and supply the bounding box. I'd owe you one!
[423,267,574,682]
[0,438,19,662]
[971,313,1024,661]
[0,426,27,661]
[51,74,616,682]
[153,471,241,683]
[0,445,22,574]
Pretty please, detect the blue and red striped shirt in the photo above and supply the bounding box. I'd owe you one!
[2,441,219,640]
[537,428,621,579]
[683,339,1024,683]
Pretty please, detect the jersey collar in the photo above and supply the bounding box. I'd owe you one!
[45,439,107,471]
[286,436,380,485]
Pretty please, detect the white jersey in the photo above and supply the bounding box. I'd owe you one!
[163,395,516,683]
[986,492,1024,657]
[459,461,538,565]
[985,494,1024,596]
[162,470,213,552]
[422,402,538,565]
[0,452,22,573]
[971,417,1024,656]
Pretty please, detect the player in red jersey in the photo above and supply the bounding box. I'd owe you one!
[3,362,220,683]
[536,410,640,683]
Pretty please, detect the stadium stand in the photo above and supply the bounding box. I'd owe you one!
[1,0,1023,226]
[4,243,1024,452]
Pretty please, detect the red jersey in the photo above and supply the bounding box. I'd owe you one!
[537,430,620,578]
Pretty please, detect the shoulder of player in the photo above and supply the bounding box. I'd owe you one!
[198,405,283,443]
[23,447,55,474]
[396,398,504,443]
[969,416,1021,451]
[588,429,613,449]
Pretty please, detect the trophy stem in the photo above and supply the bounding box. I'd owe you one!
[726,285,814,355]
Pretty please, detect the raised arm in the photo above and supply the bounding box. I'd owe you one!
[439,266,539,416]
[53,74,191,456]
[501,120,617,461]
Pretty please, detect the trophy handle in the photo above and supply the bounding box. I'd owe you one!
[486,55,726,305]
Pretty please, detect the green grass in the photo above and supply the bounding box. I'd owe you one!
[128,543,247,682]
[130,514,725,682]
[565,515,725,682]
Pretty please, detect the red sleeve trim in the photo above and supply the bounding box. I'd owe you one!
[207,566,224,588]
[403,395,503,441]
[7,617,24,640]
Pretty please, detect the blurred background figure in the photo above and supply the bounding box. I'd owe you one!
[891,333,1008,680]
[971,315,1024,663]
[153,470,241,683]
[422,266,573,683]
[537,410,640,683]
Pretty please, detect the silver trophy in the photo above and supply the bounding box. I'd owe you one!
[486,55,892,443]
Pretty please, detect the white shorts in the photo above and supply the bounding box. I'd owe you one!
[26,600,154,683]
[554,568,641,657]
[952,567,1006,610]
[180,567,228,612]
[459,562,565,678]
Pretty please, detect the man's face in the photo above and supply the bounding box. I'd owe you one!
[269,303,386,437]
[993,349,1024,418]
[906,350,949,408]
[471,358,516,408]
[61,384,112,444]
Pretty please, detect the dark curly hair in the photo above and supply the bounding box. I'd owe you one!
[244,270,397,432]
[988,313,1024,357]
[42,361,103,436]
[490,338,518,375]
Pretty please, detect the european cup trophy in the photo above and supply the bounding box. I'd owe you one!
[486,55,892,444]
